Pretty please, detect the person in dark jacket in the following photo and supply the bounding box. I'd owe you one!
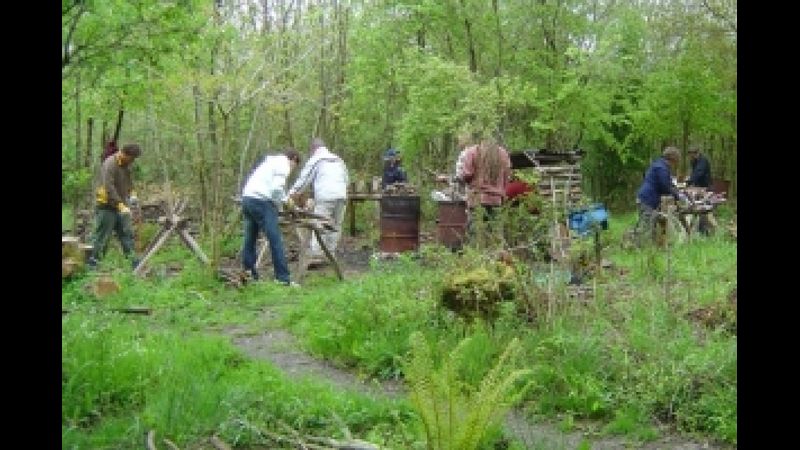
[686,147,713,235]
[635,146,686,244]
[686,147,712,188]
[88,143,142,268]
[381,148,407,189]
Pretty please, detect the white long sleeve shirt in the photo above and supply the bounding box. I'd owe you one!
[288,146,348,201]
[242,154,292,204]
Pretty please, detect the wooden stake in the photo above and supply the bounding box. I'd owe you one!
[146,430,157,450]
[311,224,344,280]
[178,228,210,264]
[294,228,312,281]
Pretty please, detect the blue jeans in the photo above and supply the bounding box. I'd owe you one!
[242,197,291,283]
[90,207,135,262]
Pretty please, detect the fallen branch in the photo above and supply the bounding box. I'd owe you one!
[163,438,181,450]
[209,435,232,450]
[62,307,152,315]
[146,430,157,450]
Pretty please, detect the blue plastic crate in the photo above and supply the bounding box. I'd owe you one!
[568,203,609,237]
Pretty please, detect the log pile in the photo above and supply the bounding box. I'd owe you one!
[533,164,582,206]
[217,268,253,289]
[382,182,417,196]
[62,236,92,279]
[510,150,584,207]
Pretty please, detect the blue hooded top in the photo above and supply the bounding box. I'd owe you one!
[637,157,680,209]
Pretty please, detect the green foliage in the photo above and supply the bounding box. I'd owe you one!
[62,313,416,448]
[62,167,93,204]
[284,258,441,379]
[404,332,532,450]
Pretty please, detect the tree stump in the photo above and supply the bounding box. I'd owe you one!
[91,275,120,298]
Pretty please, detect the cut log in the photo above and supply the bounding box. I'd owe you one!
[91,275,120,298]
[62,258,80,279]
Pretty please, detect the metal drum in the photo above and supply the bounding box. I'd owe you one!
[710,178,730,196]
[379,195,420,252]
[436,200,468,251]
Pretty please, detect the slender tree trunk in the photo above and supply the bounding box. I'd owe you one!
[460,0,478,73]
[193,86,208,227]
[85,118,93,169]
[681,118,690,178]
[101,121,108,150]
[317,5,328,141]
[74,71,81,172]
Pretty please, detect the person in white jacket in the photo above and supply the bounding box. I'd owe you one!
[241,149,301,286]
[288,138,349,267]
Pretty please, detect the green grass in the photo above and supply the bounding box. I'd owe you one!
[281,211,737,446]
[63,208,737,447]
[63,205,75,233]
[62,313,417,449]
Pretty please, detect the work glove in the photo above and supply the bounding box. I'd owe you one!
[118,203,131,215]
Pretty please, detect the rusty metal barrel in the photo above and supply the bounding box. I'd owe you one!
[710,178,730,196]
[436,200,468,250]
[379,195,420,252]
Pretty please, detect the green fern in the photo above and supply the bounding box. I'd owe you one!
[405,332,533,450]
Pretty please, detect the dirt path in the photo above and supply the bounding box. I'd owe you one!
[219,305,731,450]
[217,238,733,449]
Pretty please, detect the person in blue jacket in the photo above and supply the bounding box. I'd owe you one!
[381,148,407,189]
[635,146,686,244]
[686,147,712,188]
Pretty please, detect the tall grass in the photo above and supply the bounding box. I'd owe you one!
[63,208,736,447]
[62,313,416,449]
[283,211,737,445]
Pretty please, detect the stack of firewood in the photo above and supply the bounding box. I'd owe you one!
[382,182,417,196]
[62,236,92,279]
[535,164,582,206]
[217,268,253,289]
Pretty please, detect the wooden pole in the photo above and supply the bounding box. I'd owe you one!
[134,224,177,276]
[178,228,210,264]
[349,198,356,236]
[311,224,344,280]
[294,228,312,281]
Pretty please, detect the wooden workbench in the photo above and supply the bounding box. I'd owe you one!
[346,192,382,236]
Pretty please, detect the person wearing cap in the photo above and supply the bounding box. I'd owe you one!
[288,138,349,268]
[635,146,687,244]
[241,148,302,286]
[381,147,407,189]
[88,143,142,269]
[686,147,712,189]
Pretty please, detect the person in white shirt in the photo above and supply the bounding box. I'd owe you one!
[287,138,349,267]
[241,149,301,286]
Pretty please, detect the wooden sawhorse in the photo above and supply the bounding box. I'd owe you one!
[133,198,209,276]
